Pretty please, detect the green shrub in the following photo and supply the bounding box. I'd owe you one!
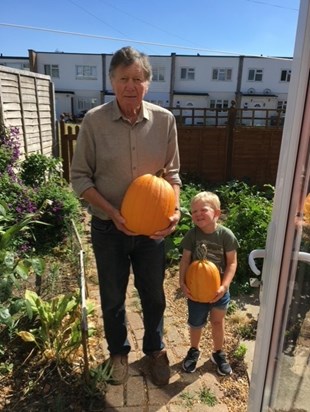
[20,153,63,187]
[31,182,83,252]
[166,179,274,294]
[0,127,84,254]
[218,183,273,292]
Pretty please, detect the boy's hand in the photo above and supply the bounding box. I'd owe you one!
[209,285,228,303]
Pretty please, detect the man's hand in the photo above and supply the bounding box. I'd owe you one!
[150,209,181,239]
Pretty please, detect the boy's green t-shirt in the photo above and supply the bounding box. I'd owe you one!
[180,224,239,275]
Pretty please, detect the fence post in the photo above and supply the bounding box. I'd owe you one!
[226,101,237,181]
[60,120,70,183]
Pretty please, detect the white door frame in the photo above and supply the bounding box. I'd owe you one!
[248,0,310,410]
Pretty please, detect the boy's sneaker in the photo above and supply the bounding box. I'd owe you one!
[182,347,200,373]
[211,350,232,376]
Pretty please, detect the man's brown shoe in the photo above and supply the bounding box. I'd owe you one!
[109,354,128,385]
[149,350,170,386]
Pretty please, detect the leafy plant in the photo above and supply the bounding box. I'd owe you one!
[234,343,247,360]
[20,153,63,187]
[31,182,83,252]
[0,126,20,176]
[179,387,218,408]
[0,200,45,331]
[227,299,239,315]
[0,127,84,254]
[179,391,196,407]
[222,188,273,292]
[237,320,257,340]
[165,182,201,264]
[85,361,113,398]
[18,290,96,364]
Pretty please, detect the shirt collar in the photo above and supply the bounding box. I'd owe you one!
[112,99,149,122]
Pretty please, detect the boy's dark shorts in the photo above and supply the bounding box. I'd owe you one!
[187,291,230,329]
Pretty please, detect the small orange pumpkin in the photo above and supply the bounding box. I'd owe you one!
[121,169,176,236]
[303,193,310,224]
[185,243,221,303]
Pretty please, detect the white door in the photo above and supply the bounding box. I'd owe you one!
[248,1,310,410]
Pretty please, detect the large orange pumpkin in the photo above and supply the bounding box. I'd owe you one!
[121,169,176,236]
[185,243,221,303]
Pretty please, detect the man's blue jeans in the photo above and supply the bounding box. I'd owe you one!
[91,216,166,356]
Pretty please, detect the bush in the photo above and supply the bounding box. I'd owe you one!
[31,182,82,252]
[0,127,83,254]
[216,181,273,292]
[166,179,274,294]
[20,153,63,187]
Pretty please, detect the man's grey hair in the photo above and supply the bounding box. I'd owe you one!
[109,46,152,82]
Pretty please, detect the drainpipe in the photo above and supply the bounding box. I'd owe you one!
[28,49,37,72]
[170,53,176,107]
[236,55,244,108]
[101,53,106,104]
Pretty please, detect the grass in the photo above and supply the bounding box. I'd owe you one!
[198,386,218,406]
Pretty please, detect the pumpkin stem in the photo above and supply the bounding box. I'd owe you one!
[155,168,166,178]
[196,243,208,261]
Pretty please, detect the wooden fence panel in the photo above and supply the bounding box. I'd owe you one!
[230,128,282,185]
[59,121,283,186]
[178,127,228,182]
[0,66,57,159]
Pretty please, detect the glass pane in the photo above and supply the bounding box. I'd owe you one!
[269,91,310,412]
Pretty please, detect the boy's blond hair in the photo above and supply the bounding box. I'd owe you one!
[191,191,221,211]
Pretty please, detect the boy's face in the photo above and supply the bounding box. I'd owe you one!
[191,200,220,230]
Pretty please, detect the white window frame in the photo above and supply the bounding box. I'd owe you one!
[180,67,195,80]
[44,64,59,78]
[152,67,165,82]
[248,68,263,82]
[210,99,229,109]
[212,68,232,81]
[277,100,287,111]
[75,65,97,80]
[77,97,98,111]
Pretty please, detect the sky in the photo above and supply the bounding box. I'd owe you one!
[0,0,301,58]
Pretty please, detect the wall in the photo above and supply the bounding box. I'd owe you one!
[0,65,57,158]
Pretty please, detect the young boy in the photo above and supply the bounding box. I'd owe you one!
[179,191,239,375]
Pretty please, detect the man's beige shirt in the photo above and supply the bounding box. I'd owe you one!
[71,99,181,221]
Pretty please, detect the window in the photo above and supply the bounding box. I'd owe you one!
[149,100,164,106]
[212,68,232,81]
[180,67,195,80]
[277,100,287,111]
[280,70,291,82]
[1,62,29,70]
[152,67,165,82]
[76,65,97,79]
[248,69,263,81]
[210,99,229,109]
[77,97,98,111]
[44,64,59,78]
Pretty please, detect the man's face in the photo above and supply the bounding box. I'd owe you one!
[110,62,149,112]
